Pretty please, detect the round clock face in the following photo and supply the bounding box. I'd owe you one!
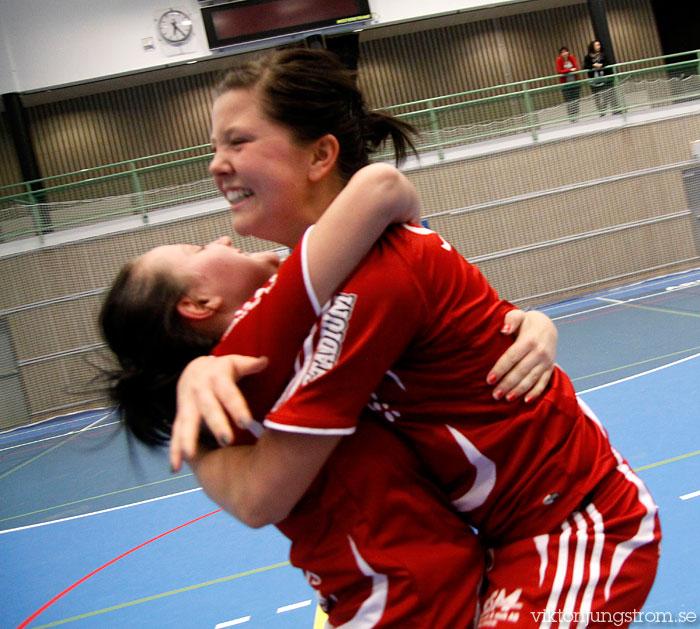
[158,9,193,44]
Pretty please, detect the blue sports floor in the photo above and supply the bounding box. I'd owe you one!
[1,267,699,628]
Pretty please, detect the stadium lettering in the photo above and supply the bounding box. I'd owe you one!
[302,293,356,385]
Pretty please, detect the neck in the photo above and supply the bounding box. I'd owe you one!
[188,311,231,340]
[282,173,346,248]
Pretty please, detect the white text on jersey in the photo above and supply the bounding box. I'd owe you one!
[302,293,356,385]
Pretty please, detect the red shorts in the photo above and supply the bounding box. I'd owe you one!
[281,418,485,629]
[477,452,661,628]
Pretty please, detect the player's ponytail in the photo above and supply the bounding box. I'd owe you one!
[217,47,417,181]
[360,110,416,170]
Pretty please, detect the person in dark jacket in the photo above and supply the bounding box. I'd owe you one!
[584,40,618,116]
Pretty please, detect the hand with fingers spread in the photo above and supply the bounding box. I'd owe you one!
[486,309,557,403]
[170,354,268,472]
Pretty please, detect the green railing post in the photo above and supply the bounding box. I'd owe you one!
[128,160,148,224]
[2,48,700,242]
[427,101,445,161]
[521,81,538,141]
[611,66,627,120]
[22,183,46,244]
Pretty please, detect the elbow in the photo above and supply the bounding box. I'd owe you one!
[232,486,293,529]
[372,163,406,194]
[236,500,290,529]
[355,162,403,196]
[236,509,268,529]
[365,164,417,216]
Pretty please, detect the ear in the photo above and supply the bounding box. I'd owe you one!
[176,295,223,321]
[308,133,340,183]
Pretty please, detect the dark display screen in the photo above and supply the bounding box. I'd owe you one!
[202,0,371,49]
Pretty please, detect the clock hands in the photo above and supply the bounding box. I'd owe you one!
[158,10,192,44]
[171,20,185,37]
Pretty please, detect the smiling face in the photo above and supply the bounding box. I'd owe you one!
[139,236,280,319]
[209,88,324,248]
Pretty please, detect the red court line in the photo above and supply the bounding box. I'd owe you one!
[16,508,222,629]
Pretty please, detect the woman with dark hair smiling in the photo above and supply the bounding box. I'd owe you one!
[103,48,658,627]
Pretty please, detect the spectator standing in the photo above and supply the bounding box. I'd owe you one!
[584,39,617,115]
[556,46,581,121]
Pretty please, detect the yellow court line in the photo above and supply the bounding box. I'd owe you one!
[570,346,700,383]
[314,605,329,628]
[0,415,113,482]
[601,299,700,318]
[22,448,700,628]
[0,473,194,524]
[634,450,700,472]
[29,561,291,629]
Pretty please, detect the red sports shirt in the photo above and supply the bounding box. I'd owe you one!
[265,225,619,543]
[211,227,483,626]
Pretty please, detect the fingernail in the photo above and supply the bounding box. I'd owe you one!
[501,323,512,334]
[506,392,516,402]
[219,434,231,446]
[487,374,498,385]
[240,416,252,428]
[524,395,533,404]
[494,390,503,401]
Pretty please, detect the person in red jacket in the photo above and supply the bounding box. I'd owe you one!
[556,46,581,121]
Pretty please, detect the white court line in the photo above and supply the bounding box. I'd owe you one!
[215,617,251,628]
[0,413,118,482]
[680,490,700,501]
[598,287,700,306]
[0,488,202,535]
[277,600,312,614]
[0,405,115,438]
[544,268,700,319]
[551,284,700,321]
[550,301,620,321]
[577,352,700,395]
[0,421,121,453]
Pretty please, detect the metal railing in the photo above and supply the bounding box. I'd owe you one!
[381,50,700,149]
[2,49,700,244]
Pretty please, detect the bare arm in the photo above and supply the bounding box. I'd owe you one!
[305,162,419,306]
[190,430,341,528]
[170,164,418,469]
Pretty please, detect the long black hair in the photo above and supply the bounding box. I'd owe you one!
[587,40,603,56]
[98,259,216,445]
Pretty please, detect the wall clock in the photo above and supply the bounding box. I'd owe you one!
[157,8,194,45]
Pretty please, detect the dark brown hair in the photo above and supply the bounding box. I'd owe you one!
[217,47,417,182]
[98,260,216,445]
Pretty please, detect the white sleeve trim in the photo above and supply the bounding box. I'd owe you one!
[300,225,322,316]
[263,418,356,436]
[400,223,433,235]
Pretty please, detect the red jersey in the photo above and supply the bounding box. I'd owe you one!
[265,225,619,544]
[211,227,483,627]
